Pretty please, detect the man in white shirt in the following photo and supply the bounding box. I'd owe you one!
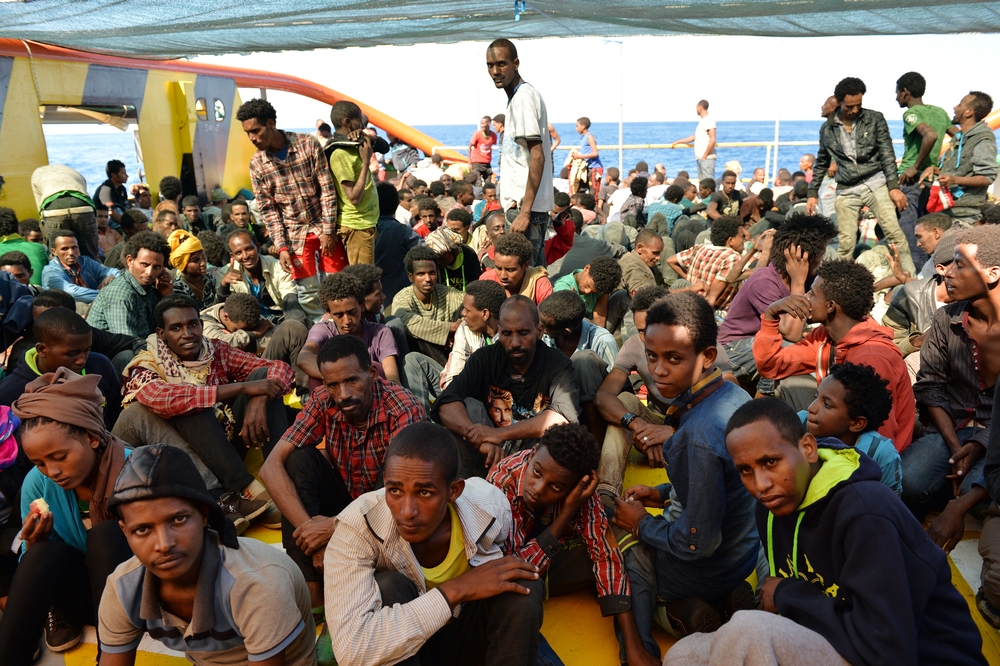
[673,100,717,182]
[487,38,554,268]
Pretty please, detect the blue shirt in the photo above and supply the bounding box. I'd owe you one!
[578,132,603,169]
[543,318,618,371]
[41,256,120,303]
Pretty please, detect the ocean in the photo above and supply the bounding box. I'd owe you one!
[42,119,907,194]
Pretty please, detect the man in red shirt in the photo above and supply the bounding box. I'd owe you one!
[469,115,497,186]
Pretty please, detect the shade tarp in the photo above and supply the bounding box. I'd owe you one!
[0,0,999,59]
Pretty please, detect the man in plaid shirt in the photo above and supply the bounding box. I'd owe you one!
[237,98,339,323]
[666,215,748,311]
[488,424,660,666]
[88,231,172,337]
[261,334,424,614]
[112,294,294,525]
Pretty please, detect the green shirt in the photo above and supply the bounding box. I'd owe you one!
[329,147,378,230]
[899,104,952,172]
[553,270,597,317]
[0,234,48,285]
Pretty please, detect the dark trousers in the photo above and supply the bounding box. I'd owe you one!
[280,446,354,584]
[0,521,131,666]
[42,195,100,261]
[375,570,544,666]
[261,319,309,394]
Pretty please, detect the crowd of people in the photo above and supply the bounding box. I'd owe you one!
[0,36,998,666]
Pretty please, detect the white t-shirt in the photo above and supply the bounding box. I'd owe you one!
[694,115,717,159]
[606,187,632,221]
[499,81,554,213]
[645,184,668,206]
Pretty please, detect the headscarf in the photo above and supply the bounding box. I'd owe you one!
[168,228,203,271]
[425,228,462,256]
[12,368,127,523]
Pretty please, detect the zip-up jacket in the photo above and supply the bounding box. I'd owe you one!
[809,108,899,198]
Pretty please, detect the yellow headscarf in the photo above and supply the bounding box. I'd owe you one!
[168,228,203,270]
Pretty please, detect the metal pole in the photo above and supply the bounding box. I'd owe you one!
[772,86,781,184]
[763,143,772,186]
[618,41,623,174]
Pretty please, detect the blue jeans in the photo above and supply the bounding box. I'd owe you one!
[723,336,776,395]
[900,426,986,513]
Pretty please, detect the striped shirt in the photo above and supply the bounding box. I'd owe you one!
[249,130,338,257]
[488,450,631,616]
[387,284,464,347]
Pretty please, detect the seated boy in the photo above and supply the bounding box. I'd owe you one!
[411,196,438,237]
[676,399,987,666]
[552,255,622,328]
[489,423,659,666]
[342,263,388,323]
[325,421,545,666]
[754,259,915,449]
[801,361,902,494]
[99,444,317,666]
[479,231,553,305]
[425,226,482,292]
[666,215,746,310]
[607,293,759,651]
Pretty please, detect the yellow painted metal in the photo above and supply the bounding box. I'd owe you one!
[220,87,256,198]
[31,58,88,106]
[0,58,48,218]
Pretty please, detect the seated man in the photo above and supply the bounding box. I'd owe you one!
[489,423,659,666]
[0,307,121,429]
[644,184,686,236]
[219,230,309,325]
[99,444,317,666]
[436,296,580,477]
[681,399,987,666]
[260,334,423,620]
[539,290,618,443]
[112,294,294,526]
[326,421,544,666]
[717,214,836,395]
[0,251,42,295]
[619,229,664,298]
[386,246,464,366]
[913,212,954,278]
[754,259,915,449]
[342,263,389,323]
[425,227,482,292]
[88,231,171,338]
[552,255,623,329]
[41,230,119,303]
[298,272,399,388]
[801,361,902,494]
[666,215,746,311]
[480,231,553,305]
[103,209,150,270]
[406,279,506,415]
[607,293,758,647]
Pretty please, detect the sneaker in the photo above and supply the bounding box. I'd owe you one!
[219,491,269,522]
[225,511,251,535]
[977,588,1000,628]
[662,597,721,637]
[257,502,283,529]
[715,581,756,622]
[45,609,82,652]
[242,478,271,503]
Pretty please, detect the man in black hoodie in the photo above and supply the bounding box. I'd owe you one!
[664,397,985,666]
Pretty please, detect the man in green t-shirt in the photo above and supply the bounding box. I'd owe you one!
[329,100,380,266]
[895,71,953,266]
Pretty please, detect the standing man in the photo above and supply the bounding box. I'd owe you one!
[237,98,338,323]
[487,39,554,268]
[807,77,916,276]
[895,72,952,266]
[93,159,130,228]
[469,115,498,186]
[30,163,101,260]
[673,100,717,181]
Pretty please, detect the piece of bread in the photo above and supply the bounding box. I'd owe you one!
[30,498,50,514]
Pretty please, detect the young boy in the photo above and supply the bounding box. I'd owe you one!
[480,231,553,305]
[441,279,505,387]
[329,101,378,265]
[488,424,659,666]
[607,292,759,652]
[552,255,622,328]
[801,361,902,494]
[681,399,988,666]
[411,197,439,238]
[666,215,746,310]
[99,444,317,665]
[326,421,544,666]
[200,292,270,351]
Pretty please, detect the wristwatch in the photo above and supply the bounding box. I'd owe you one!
[620,412,639,429]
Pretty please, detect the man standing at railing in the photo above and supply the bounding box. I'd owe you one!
[672,100,717,182]
[487,38,553,268]
[807,77,916,276]
[469,115,498,187]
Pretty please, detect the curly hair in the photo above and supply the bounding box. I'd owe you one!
[629,285,669,313]
[428,181,446,198]
[537,423,599,479]
[404,246,440,275]
[0,207,18,237]
[236,98,277,125]
[223,293,261,327]
[587,256,623,295]
[834,77,866,102]
[0,251,30,271]
[196,230,226,267]
[18,218,41,237]
[158,175,182,203]
[465,280,506,316]
[770,214,837,280]
[957,224,1000,270]
[342,263,383,296]
[153,294,200,330]
[710,215,744,247]
[630,176,648,198]
[896,71,926,98]
[815,259,874,321]
[319,272,365,307]
[124,230,170,263]
[538,291,586,330]
[493,232,533,266]
[414,196,439,214]
[981,204,1000,226]
[644,291,717,353]
[121,209,148,233]
[665,185,685,203]
[828,362,893,433]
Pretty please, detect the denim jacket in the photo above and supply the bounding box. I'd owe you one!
[40,255,120,303]
[637,380,759,586]
[809,108,899,199]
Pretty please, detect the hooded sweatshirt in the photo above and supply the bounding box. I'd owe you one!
[763,440,985,666]
[753,316,915,451]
